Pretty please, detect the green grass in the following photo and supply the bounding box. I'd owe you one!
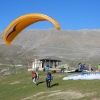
[0,71,100,100]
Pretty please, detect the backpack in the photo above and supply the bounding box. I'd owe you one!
[32,73,37,78]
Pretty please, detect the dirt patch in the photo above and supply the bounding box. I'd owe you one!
[21,90,94,100]
[38,90,85,100]
[21,92,45,100]
[92,98,100,100]
[10,81,20,84]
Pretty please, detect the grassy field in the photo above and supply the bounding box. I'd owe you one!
[0,71,100,100]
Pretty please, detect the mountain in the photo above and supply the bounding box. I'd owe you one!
[0,29,100,67]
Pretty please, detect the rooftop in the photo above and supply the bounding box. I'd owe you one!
[39,58,62,62]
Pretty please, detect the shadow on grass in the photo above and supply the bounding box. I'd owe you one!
[37,81,45,85]
[51,83,59,88]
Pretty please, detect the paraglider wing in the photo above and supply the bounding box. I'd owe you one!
[4,13,60,45]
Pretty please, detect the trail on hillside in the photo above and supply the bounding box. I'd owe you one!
[18,31,51,58]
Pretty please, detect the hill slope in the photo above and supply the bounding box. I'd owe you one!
[0,29,100,67]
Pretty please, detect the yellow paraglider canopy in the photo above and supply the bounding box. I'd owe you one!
[4,13,61,45]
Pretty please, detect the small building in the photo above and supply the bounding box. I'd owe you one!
[32,59,42,70]
[39,58,62,68]
[28,58,62,71]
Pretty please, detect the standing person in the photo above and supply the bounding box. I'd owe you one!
[46,71,53,88]
[88,64,92,72]
[81,63,85,75]
[43,66,46,72]
[78,62,81,71]
[61,65,64,73]
[32,71,38,85]
[46,65,50,73]
[98,64,100,72]
[36,67,39,80]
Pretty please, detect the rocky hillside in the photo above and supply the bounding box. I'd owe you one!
[0,29,100,67]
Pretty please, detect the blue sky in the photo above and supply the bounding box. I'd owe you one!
[0,0,100,31]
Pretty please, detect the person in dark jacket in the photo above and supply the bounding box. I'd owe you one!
[46,71,53,88]
[81,63,85,75]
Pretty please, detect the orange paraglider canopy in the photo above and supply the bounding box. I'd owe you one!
[4,13,61,45]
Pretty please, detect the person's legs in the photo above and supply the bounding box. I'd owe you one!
[33,78,37,84]
[36,72,39,80]
[48,80,51,88]
[46,80,49,88]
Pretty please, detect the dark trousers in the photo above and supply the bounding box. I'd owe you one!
[46,80,51,88]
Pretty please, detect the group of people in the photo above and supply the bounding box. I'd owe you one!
[78,63,86,74]
[32,65,53,88]
[78,63,84,71]
[78,62,100,72]
[78,62,94,73]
